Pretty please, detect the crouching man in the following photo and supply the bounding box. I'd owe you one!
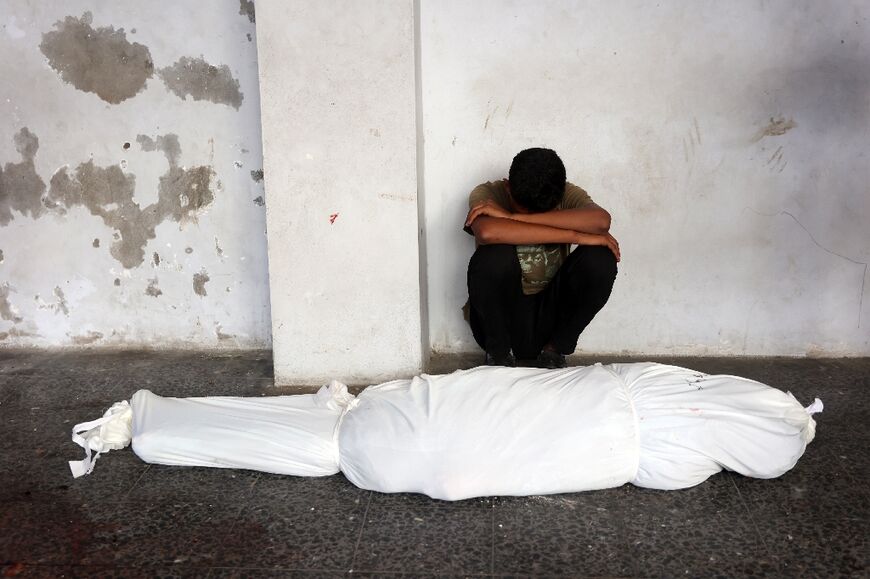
[464,148,620,368]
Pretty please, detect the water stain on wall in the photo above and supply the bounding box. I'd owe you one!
[193,269,210,296]
[92,238,100,248]
[159,56,244,110]
[0,283,23,323]
[0,249,4,263]
[47,132,216,269]
[0,128,47,225]
[239,0,256,23]
[39,12,154,104]
[751,117,798,142]
[145,277,162,297]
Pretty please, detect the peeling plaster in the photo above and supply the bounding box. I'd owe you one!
[250,169,264,183]
[0,128,47,225]
[0,283,23,323]
[215,322,233,340]
[71,330,103,345]
[46,132,216,269]
[39,12,154,104]
[193,269,210,296]
[159,56,244,110]
[152,252,160,267]
[53,286,69,316]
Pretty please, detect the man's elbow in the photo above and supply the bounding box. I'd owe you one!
[474,226,495,245]
[598,210,612,233]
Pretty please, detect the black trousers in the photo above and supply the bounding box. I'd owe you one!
[467,244,617,359]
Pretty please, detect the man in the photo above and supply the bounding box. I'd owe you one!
[464,147,619,368]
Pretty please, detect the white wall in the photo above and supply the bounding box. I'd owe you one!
[257,0,423,384]
[0,1,271,349]
[421,0,870,356]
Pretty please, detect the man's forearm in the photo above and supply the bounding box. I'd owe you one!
[511,207,611,234]
[471,217,580,245]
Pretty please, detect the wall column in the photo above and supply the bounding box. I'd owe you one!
[256,0,422,384]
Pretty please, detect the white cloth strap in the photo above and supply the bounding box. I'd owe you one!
[805,398,824,415]
[69,401,133,478]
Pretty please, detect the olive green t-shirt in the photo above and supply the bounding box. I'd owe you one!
[467,180,595,295]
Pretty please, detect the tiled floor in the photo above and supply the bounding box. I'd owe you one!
[0,350,866,577]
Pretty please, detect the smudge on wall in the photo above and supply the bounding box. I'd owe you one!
[751,117,798,142]
[193,269,210,296]
[39,12,154,104]
[159,56,244,110]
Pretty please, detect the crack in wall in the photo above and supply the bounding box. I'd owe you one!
[745,207,867,328]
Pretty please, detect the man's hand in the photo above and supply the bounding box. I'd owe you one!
[465,200,513,227]
[576,232,621,262]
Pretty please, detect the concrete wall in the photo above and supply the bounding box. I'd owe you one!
[257,0,423,384]
[0,1,271,349]
[421,0,870,356]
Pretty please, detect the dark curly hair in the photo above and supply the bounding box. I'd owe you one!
[508,148,566,212]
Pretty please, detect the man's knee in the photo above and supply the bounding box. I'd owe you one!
[568,245,617,283]
[468,244,520,282]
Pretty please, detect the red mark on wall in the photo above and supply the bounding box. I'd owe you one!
[329,213,339,224]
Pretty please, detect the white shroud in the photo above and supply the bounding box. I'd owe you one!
[68,363,821,501]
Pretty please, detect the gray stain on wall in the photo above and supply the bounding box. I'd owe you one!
[159,56,244,110]
[239,0,256,23]
[193,269,210,296]
[47,132,216,269]
[0,128,47,225]
[250,169,263,183]
[39,12,154,104]
[145,277,162,297]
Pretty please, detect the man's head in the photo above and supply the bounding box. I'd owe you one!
[507,148,566,213]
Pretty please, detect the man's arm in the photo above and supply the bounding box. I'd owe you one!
[465,199,611,235]
[469,215,621,261]
[511,206,611,234]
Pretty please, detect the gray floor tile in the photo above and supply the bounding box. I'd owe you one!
[249,471,368,510]
[75,500,244,567]
[352,501,492,575]
[616,477,779,577]
[124,465,260,505]
[214,499,365,571]
[493,490,633,577]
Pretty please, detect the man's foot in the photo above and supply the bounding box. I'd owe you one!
[485,351,516,367]
[536,349,567,369]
